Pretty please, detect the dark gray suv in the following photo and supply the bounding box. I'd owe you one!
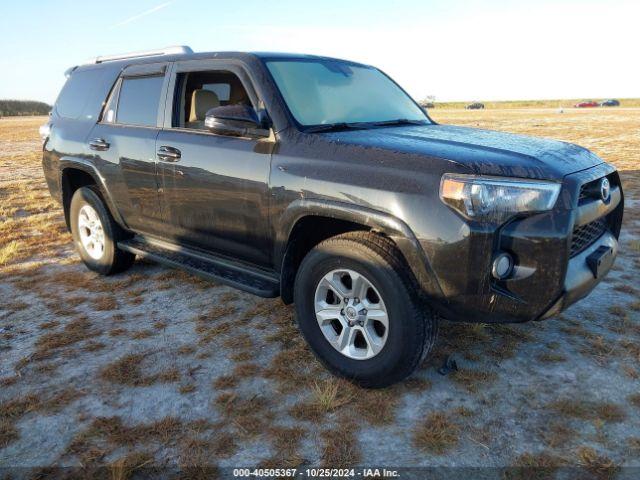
[42,46,623,387]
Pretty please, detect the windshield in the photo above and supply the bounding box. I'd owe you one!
[265,59,429,128]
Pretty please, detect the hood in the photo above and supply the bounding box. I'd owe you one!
[321,124,604,180]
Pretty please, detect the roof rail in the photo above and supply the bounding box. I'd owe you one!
[85,45,193,65]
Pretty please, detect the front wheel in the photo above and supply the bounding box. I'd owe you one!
[70,186,135,275]
[293,232,438,388]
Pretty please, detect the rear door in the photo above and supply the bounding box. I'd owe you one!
[155,59,273,267]
[88,62,170,235]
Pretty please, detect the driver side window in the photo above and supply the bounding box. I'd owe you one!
[173,70,252,130]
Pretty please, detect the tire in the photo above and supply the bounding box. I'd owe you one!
[69,186,135,275]
[293,231,438,388]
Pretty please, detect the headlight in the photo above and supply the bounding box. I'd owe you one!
[440,173,561,223]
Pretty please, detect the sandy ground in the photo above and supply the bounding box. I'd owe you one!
[1,111,639,478]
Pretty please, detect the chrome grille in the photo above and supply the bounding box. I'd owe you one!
[570,218,607,257]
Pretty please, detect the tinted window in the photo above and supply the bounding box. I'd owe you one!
[101,79,120,123]
[173,71,252,129]
[116,76,164,127]
[55,68,107,120]
[202,83,230,101]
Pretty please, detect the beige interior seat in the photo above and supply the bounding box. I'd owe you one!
[186,89,220,129]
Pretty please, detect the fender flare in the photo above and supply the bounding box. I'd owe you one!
[58,157,128,230]
[276,198,445,300]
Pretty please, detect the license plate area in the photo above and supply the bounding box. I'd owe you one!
[586,245,614,278]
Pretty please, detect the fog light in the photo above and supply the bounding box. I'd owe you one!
[492,253,513,279]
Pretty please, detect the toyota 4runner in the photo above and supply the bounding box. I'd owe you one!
[42,46,624,387]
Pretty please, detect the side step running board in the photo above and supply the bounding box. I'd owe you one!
[118,236,280,298]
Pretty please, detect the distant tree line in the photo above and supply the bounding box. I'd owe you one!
[0,100,52,117]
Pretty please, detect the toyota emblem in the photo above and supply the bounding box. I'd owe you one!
[600,178,611,202]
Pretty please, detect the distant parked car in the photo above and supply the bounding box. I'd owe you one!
[421,102,435,109]
[574,101,598,108]
[600,99,620,107]
[465,102,485,110]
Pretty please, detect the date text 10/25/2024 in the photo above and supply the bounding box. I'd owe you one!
[233,468,400,478]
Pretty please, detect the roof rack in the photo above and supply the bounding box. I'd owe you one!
[85,45,193,64]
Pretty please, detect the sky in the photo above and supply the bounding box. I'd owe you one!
[1,0,638,104]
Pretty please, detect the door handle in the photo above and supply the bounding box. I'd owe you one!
[89,138,110,151]
[157,145,181,162]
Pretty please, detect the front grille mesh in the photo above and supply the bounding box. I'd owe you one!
[570,218,607,257]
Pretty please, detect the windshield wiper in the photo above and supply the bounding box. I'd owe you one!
[370,119,427,127]
[304,122,371,133]
[304,119,426,133]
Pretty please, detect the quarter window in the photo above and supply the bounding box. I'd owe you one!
[55,68,107,120]
[116,76,165,127]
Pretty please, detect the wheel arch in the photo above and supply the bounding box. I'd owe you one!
[59,158,127,232]
[276,199,445,304]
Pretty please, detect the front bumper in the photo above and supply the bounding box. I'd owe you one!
[540,230,618,319]
[423,163,623,323]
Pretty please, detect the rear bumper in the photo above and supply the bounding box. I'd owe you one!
[540,230,618,319]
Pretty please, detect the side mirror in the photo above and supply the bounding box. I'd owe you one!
[204,105,269,137]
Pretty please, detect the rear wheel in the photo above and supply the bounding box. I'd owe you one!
[70,186,135,275]
[294,232,438,388]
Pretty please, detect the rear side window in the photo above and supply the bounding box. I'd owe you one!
[55,68,107,120]
[116,76,165,127]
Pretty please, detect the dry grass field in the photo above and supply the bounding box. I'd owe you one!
[1,109,639,478]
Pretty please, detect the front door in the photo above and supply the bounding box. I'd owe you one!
[156,61,273,267]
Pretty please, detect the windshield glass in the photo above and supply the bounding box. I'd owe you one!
[265,59,429,128]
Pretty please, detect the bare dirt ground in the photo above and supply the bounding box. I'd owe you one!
[1,110,639,478]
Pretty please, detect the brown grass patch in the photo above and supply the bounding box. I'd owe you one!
[627,393,640,408]
[619,339,640,361]
[232,362,261,378]
[261,425,307,468]
[80,416,184,447]
[177,438,221,476]
[581,334,618,361]
[536,352,567,363]
[548,399,626,422]
[130,329,154,340]
[575,446,617,478]
[108,451,154,480]
[0,389,84,447]
[39,320,60,330]
[539,421,576,449]
[32,316,97,362]
[213,392,271,438]
[509,452,565,480]
[92,295,118,311]
[213,375,238,390]
[177,345,196,356]
[608,306,627,318]
[413,411,460,454]
[0,418,18,448]
[451,368,498,392]
[628,437,640,455]
[289,379,354,422]
[263,344,321,392]
[0,376,19,387]
[99,354,180,387]
[179,384,196,395]
[401,377,432,392]
[320,419,361,467]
